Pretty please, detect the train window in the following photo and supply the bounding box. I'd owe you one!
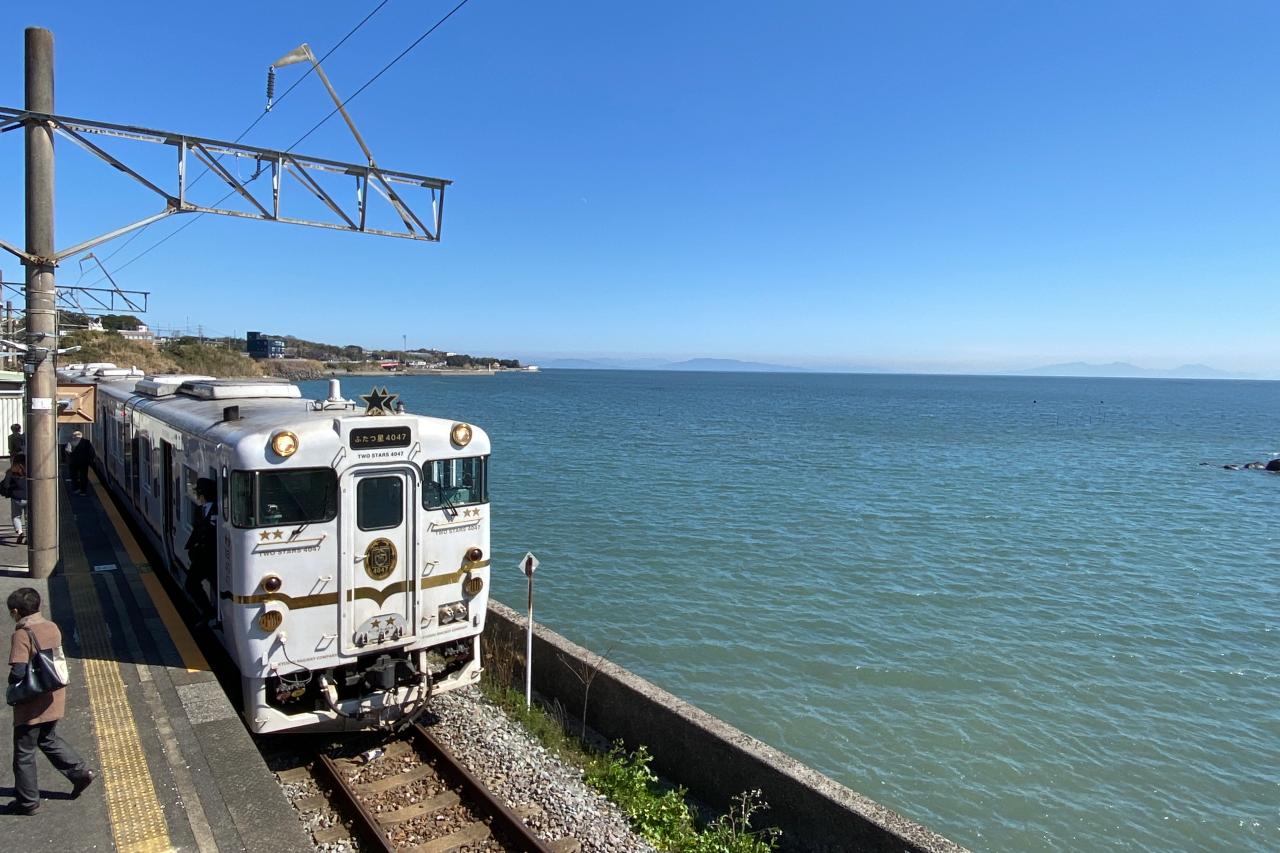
[423,456,488,510]
[140,442,152,493]
[357,476,403,530]
[229,468,338,528]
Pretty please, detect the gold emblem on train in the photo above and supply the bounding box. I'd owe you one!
[364,538,398,581]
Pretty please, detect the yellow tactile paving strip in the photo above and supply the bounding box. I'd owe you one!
[88,471,147,565]
[89,470,209,673]
[66,556,175,852]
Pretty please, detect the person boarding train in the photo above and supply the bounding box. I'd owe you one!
[185,478,218,624]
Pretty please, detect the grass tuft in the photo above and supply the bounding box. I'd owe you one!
[480,655,780,852]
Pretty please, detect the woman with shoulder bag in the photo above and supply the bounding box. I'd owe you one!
[6,587,95,815]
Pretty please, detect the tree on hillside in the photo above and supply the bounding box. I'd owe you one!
[99,313,143,331]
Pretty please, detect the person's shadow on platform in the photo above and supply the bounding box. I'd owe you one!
[0,784,76,802]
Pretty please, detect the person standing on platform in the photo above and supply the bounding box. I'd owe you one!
[7,424,23,460]
[185,478,218,624]
[64,430,94,496]
[2,454,27,545]
[6,587,96,815]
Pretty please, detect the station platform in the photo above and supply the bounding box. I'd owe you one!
[0,469,311,852]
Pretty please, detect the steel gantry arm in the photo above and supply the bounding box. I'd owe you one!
[0,107,450,265]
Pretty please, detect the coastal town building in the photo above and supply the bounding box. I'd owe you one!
[246,331,285,359]
[118,323,157,347]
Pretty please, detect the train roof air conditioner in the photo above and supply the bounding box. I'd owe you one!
[176,379,302,400]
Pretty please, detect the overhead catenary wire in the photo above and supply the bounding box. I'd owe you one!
[286,0,473,152]
[90,0,394,280]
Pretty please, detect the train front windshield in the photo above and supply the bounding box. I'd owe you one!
[423,456,488,509]
[230,469,338,527]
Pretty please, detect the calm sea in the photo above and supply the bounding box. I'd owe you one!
[303,371,1278,852]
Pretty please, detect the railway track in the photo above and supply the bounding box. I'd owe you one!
[284,723,572,853]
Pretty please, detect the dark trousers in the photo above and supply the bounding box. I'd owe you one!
[69,463,89,493]
[13,720,85,807]
[185,553,215,617]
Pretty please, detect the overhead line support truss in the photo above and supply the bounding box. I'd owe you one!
[0,282,150,316]
[0,108,450,264]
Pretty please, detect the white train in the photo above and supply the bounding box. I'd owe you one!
[62,367,490,733]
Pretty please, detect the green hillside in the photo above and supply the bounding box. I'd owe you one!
[62,331,264,377]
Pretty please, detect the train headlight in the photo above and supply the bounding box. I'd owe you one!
[258,609,283,633]
[450,422,472,447]
[466,547,483,563]
[463,575,484,596]
[271,430,299,458]
[262,574,283,594]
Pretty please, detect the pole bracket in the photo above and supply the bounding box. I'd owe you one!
[0,239,37,264]
[18,253,58,268]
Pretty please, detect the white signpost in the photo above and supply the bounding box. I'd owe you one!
[520,551,539,709]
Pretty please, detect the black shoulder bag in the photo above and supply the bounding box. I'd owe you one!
[6,626,70,706]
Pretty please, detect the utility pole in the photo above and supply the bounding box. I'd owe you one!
[24,28,57,578]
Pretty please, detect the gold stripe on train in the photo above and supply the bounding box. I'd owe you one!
[227,559,491,609]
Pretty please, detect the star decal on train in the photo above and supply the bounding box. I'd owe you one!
[258,529,285,541]
[361,386,398,416]
[462,508,481,518]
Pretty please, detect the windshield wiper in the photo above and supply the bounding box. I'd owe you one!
[439,489,458,519]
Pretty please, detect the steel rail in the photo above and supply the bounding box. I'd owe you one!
[312,752,398,853]
[409,723,559,853]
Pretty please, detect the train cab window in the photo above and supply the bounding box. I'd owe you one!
[230,468,338,528]
[423,456,488,510]
[357,476,403,530]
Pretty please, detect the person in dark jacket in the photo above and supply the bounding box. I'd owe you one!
[184,478,218,622]
[64,430,94,495]
[7,424,23,460]
[7,587,95,815]
[3,454,27,545]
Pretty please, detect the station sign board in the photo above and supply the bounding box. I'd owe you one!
[56,383,95,424]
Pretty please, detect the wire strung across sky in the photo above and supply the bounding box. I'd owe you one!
[89,0,402,284]
[286,0,473,152]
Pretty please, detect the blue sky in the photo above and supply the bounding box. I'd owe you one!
[0,3,1276,374]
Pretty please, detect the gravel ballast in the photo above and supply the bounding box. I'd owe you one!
[427,686,657,853]
[275,685,657,853]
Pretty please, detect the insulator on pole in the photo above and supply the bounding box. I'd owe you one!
[265,66,276,111]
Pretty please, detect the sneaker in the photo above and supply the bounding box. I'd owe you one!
[70,768,96,798]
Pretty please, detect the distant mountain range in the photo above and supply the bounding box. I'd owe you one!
[1012,362,1249,380]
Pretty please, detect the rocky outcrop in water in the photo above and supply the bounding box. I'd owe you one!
[1210,459,1280,471]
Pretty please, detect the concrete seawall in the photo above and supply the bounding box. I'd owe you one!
[485,601,967,853]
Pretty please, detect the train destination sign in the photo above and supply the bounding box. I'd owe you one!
[349,426,412,449]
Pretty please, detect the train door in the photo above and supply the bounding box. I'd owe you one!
[161,441,175,563]
[341,466,418,655]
